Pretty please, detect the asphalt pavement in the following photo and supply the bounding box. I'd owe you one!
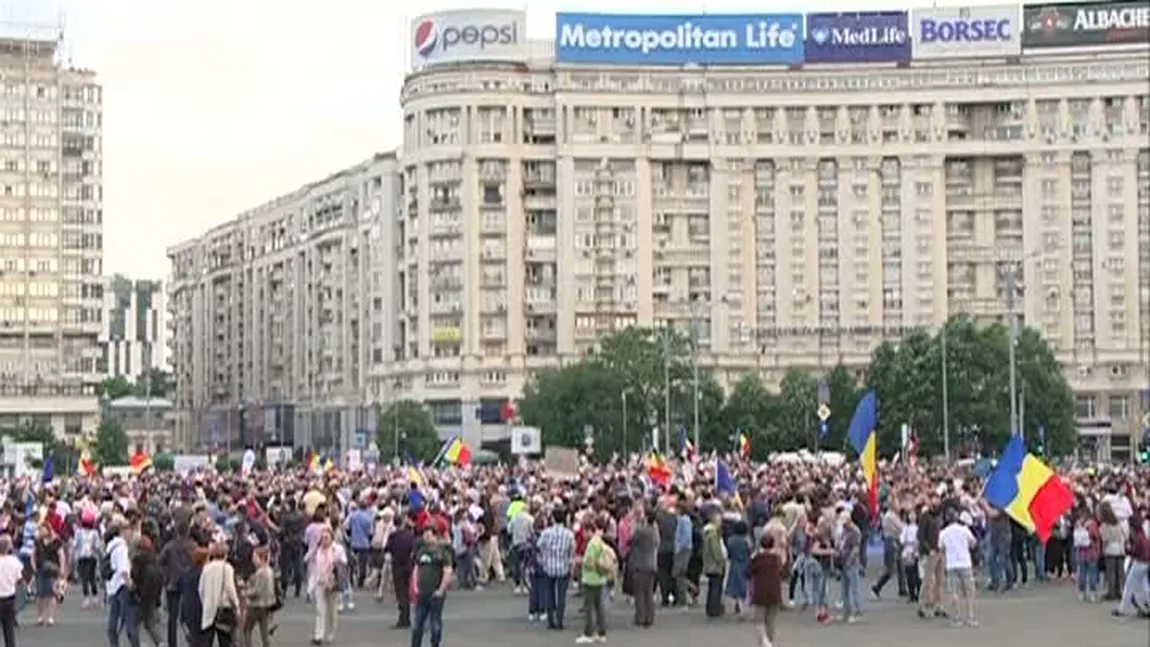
[18,579,1148,647]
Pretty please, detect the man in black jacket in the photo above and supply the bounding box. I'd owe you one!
[385,514,417,629]
[916,495,946,619]
[278,500,305,598]
[157,520,196,647]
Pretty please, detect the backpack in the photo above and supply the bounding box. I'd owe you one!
[100,545,115,582]
[595,541,618,578]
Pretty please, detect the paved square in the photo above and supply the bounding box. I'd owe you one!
[25,581,1147,647]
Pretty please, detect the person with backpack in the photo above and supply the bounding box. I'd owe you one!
[576,516,616,644]
[104,519,139,647]
[158,521,196,647]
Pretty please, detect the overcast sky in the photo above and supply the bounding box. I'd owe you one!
[14,0,1002,280]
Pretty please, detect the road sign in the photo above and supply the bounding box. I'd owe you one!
[817,404,831,421]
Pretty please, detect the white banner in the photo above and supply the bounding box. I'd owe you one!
[911,5,1022,60]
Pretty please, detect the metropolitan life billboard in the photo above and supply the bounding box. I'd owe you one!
[410,9,526,72]
[1022,1,1150,48]
[805,12,910,63]
[555,13,805,66]
[911,5,1022,59]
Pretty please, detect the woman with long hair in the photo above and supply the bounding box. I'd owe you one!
[179,547,209,647]
[199,542,240,647]
[1097,502,1127,602]
[306,525,347,645]
[73,514,103,609]
[31,521,64,627]
[130,536,164,647]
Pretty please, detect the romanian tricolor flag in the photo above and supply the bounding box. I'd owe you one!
[76,450,96,477]
[647,450,672,487]
[846,390,879,519]
[129,450,153,475]
[306,451,320,474]
[737,431,751,458]
[678,427,696,460]
[439,436,472,466]
[983,435,1074,542]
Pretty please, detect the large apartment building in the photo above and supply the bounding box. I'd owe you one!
[100,274,166,379]
[169,10,1150,456]
[166,153,398,452]
[0,31,104,437]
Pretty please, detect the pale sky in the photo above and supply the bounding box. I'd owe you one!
[20,0,988,280]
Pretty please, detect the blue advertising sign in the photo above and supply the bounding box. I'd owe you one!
[555,13,805,66]
[806,12,911,63]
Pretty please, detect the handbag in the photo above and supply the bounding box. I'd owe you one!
[212,567,237,632]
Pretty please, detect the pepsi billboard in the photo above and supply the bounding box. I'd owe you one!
[410,10,526,72]
[911,5,1022,59]
[805,12,911,63]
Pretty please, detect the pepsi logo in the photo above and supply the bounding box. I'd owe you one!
[413,19,438,57]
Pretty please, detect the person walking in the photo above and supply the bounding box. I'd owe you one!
[701,511,726,618]
[939,511,978,627]
[749,535,784,647]
[129,536,165,646]
[536,509,575,631]
[306,526,347,645]
[384,515,416,629]
[243,547,276,647]
[73,515,103,610]
[105,519,140,647]
[410,520,453,647]
[628,508,659,628]
[199,542,240,647]
[31,521,65,627]
[0,535,25,647]
[158,521,196,647]
[576,517,615,644]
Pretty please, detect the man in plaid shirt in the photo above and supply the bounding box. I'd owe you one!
[536,509,575,631]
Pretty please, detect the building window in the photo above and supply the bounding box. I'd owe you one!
[1108,394,1129,419]
[1074,395,1096,420]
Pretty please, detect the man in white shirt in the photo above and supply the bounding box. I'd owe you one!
[104,521,139,647]
[938,511,978,627]
[0,534,25,647]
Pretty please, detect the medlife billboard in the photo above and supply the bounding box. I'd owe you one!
[554,13,805,66]
[911,5,1022,59]
[410,9,526,72]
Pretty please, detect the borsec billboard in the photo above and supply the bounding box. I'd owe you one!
[911,5,1022,59]
[805,12,910,63]
[1022,1,1150,48]
[410,10,526,71]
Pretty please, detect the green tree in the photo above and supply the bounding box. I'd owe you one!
[1,420,55,445]
[94,419,130,465]
[773,368,818,451]
[377,400,440,463]
[822,364,863,451]
[721,373,779,458]
[867,315,1076,459]
[101,375,135,400]
[135,368,175,399]
[518,361,625,454]
[153,453,176,472]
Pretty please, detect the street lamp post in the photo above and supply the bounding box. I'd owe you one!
[662,325,672,456]
[689,298,707,452]
[621,391,628,456]
[1001,260,1023,437]
[941,323,951,461]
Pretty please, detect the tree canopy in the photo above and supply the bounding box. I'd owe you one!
[94,419,130,466]
[377,400,440,463]
[516,317,1075,459]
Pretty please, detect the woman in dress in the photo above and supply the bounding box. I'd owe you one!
[724,520,752,617]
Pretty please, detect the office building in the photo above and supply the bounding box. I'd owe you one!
[171,9,1150,456]
[0,27,103,437]
[100,274,167,379]
[394,20,1149,452]
[166,153,399,452]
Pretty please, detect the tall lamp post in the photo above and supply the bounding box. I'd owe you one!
[688,298,708,452]
[620,391,628,456]
[662,325,672,455]
[941,321,951,461]
[997,244,1048,438]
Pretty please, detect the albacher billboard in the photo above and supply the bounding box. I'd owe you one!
[911,5,1022,59]
[805,12,911,63]
[1022,1,1150,48]
[410,9,526,72]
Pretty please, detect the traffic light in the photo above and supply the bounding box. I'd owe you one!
[1139,434,1150,464]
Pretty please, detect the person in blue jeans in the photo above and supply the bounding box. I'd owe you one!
[104,522,140,647]
[410,522,453,647]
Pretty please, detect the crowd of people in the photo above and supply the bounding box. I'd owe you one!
[0,452,1146,647]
